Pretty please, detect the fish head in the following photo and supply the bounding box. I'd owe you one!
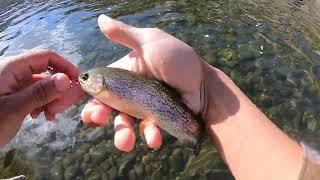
[78,69,105,96]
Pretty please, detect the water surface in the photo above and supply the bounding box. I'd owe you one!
[1,0,320,179]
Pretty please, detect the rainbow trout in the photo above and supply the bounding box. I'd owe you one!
[78,67,204,154]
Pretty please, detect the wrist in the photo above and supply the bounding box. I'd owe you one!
[200,61,252,164]
[200,61,241,125]
[200,61,304,180]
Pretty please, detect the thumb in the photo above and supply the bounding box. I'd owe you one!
[98,14,142,52]
[12,73,70,114]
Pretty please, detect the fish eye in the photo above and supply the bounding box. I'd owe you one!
[81,73,89,81]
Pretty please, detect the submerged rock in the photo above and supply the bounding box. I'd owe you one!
[64,162,80,180]
[0,149,38,179]
[101,159,112,171]
[86,170,101,180]
[106,166,117,179]
[169,149,184,171]
[128,169,137,180]
[183,148,222,177]
[118,153,136,175]
[151,167,164,180]
[49,165,64,180]
[134,164,144,179]
[144,164,153,176]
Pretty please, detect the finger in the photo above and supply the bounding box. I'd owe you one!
[114,113,135,152]
[44,83,87,115]
[80,102,102,128]
[107,51,149,76]
[10,50,79,79]
[99,15,159,77]
[10,73,70,115]
[18,73,52,93]
[44,110,56,121]
[98,14,142,52]
[139,120,162,149]
[32,73,50,82]
[81,99,112,127]
[30,108,43,119]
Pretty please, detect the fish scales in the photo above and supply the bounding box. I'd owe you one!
[105,69,197,139]
[78,67,203,153]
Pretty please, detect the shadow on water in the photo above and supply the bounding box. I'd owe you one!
[1,0,320,179]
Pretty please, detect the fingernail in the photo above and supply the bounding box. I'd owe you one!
[144,124,162,149]
[99,14,111,24]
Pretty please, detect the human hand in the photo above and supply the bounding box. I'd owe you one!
[0,50,82,146]
[81,15,210,152]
